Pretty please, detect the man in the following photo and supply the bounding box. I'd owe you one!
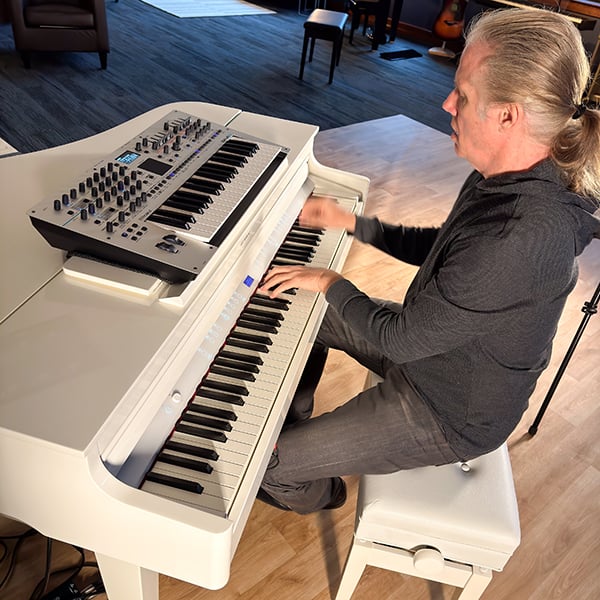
[257,8,600,514]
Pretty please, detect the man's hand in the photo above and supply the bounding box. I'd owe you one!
[300,196,356,232]
[259,266,343,298]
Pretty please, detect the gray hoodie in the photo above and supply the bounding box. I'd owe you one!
[326,159,600,458]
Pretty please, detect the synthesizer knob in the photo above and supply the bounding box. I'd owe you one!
[88,204,96,215]
[135,142,142,152]
[118,211,126,222]
[124,175,130,185]
[129,185,136,195]
[86,176,93,187]
[80,208,88,221]
[119,166,126,176]
[152,141,158,150]
[53,199,61,211]
[96,198,103,209]
[142,137,148,147]
[116,196,124,206]
[123,190,130,202]
[100,166,106,177]
[141,192,147,202]
[70,188,77,199]
[131,171,137,180]
[135,196,142,207]
[163,145,169,154]
[117,181,125,192]
[62,193,69,206]
[104,191,111,203]
[107,162,113,172]
[111,186,118,197]
[93,172,100,182]
[129,201,136,212]
[163,121,170,131]
[136,180,142,190]
[98,181,105,192]
[78,182,85,193]
[91,187,98,198]
[112,171,118,182]
[106,221,114,233]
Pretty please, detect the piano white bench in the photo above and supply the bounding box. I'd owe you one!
[335,375,520,599]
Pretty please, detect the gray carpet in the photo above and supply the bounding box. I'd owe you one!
[0,1,457,153]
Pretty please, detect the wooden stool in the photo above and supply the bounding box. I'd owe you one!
[299,9,348,84]
[335,442,521,599]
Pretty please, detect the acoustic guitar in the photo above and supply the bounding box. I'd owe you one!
[433,0,468,40]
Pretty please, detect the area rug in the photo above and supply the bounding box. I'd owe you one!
[140,0,275,18]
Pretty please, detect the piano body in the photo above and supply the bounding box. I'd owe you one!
[0,102,369,599]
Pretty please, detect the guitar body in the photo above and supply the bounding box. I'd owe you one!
[433,0,468,40]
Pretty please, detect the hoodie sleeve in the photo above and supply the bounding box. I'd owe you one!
[353,216,440,266]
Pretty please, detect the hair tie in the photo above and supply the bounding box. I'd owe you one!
[572,103,587,120]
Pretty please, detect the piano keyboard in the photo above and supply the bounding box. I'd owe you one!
[140,219,348,516]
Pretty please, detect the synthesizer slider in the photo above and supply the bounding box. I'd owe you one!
[27,110,289,283]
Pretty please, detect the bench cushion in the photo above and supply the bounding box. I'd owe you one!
[355,443,520,571]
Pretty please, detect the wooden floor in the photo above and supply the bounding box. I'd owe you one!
[1,115,599,600]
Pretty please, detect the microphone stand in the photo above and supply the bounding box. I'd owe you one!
[529,281,600,436]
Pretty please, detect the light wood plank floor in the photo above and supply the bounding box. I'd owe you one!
[1,115,598,600]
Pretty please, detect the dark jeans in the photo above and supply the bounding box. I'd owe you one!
[260,300,460,514]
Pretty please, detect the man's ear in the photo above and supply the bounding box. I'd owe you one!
[498,103,521,130]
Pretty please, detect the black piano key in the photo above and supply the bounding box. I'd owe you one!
[250,295,290,311]
[210,362,256,381]
[146,472,203,494]
[210,363,256,382]
[187,403,238,422]
[221,140,258,156]
[195,386,246,405]
[176,422,227,443]
[205,162,238,177]
[211,151,247,167]
[277,247,314,261]
[219,348,264,366]
[229,330,273,346]
[175,189,213,205]
[225,337,270,354]
[154,207,196,224]
[163,198,204,213]
[202,377,249,396]
[164,440,219,461]
[285,232,320,245]
[292,223,325,235]
[241,307,283,323]
[237,318,278,335]
[194,166,232,183]
[147,212,191,229]
[182,412,233,432]
[214,356,260,374]
[185,179,222,195]
[157,452,213,474]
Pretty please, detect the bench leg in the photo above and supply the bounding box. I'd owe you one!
[335,538,369,600]
[299,32,310,80]
[454,566,493,600]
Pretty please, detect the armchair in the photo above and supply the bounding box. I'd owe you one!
[7,0,109,69]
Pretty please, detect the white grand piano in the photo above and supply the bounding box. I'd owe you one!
[0,102,369,599]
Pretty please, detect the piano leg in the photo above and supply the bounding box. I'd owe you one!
[96,553,159,600]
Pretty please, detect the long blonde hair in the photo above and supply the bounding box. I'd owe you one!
[464,8,600,201]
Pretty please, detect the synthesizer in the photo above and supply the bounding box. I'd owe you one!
[27,110,290,283]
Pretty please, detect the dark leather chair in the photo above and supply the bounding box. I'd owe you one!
[7,0,109,68]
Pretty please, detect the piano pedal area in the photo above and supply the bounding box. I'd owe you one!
[139,219,344,516]
[0,517,105,599]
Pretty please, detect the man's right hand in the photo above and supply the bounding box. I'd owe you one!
[299,196,356,233]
